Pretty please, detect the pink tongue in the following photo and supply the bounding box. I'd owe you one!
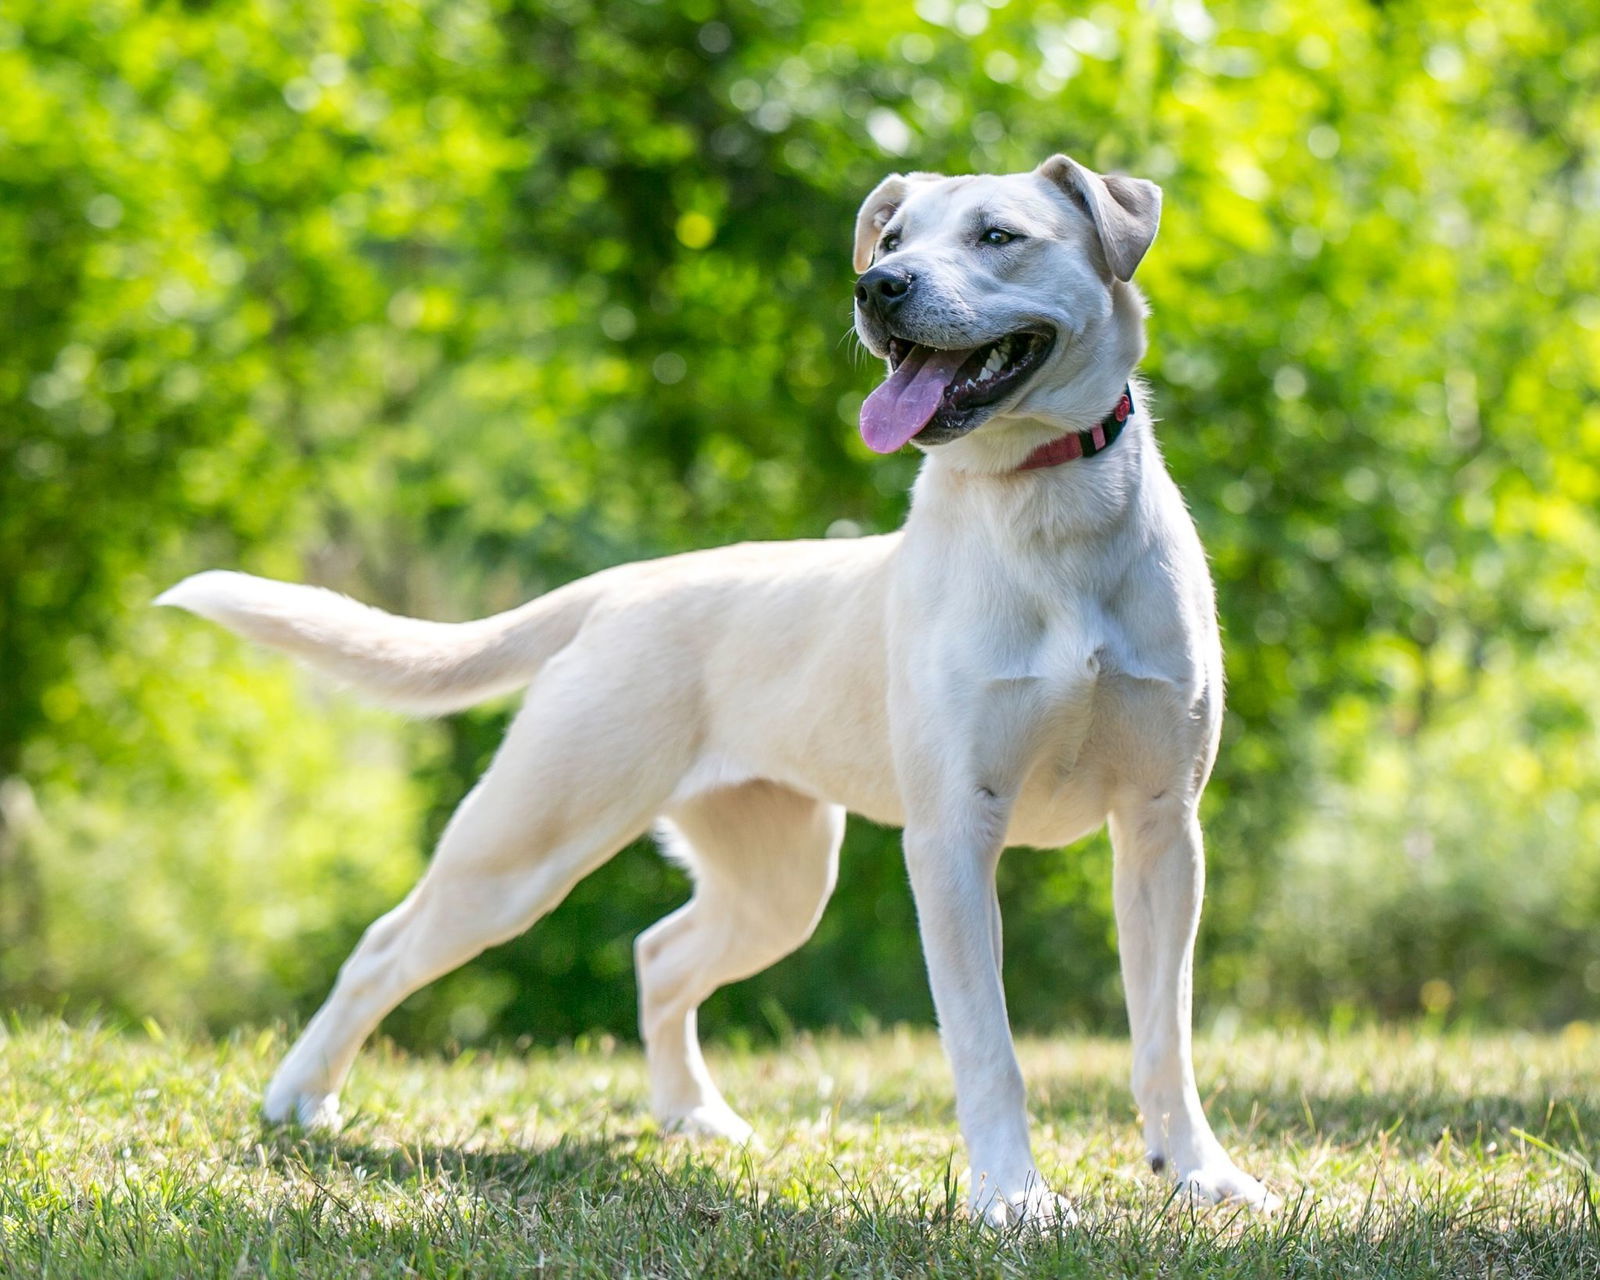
[860,345,978,453]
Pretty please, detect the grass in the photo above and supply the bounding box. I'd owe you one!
[3,1018,1599,1276]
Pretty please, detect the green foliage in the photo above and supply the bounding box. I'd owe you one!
[1,0,1597,1039]
[12,613,426,1024]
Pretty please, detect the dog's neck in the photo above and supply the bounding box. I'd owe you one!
[911,356,1153,552]
[912,404,1151,550]
[915,388,1151,541]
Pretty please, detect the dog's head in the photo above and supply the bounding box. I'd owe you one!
[851,156,1160,455]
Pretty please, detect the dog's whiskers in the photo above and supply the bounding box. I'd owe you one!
[838,325,875,369]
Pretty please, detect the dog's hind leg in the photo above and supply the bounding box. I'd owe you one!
[1109,796,1275,1209]
[635,781,844,1141]
[263,651,691,1131]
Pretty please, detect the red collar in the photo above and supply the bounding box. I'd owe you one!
[1016,386,1134,472]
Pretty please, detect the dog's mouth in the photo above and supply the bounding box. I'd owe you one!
[860,329,1055,454]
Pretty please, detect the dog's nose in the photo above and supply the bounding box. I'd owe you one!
[854,265,914,315]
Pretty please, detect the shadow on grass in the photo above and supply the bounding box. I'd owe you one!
[235,1127,1600,1279]
[281,1129,683,1206]
[250,1128,1009,1275]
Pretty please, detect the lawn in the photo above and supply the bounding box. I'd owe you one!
[2,1018,1598,1277]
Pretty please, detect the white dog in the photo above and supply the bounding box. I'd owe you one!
[158,154,1273,1225]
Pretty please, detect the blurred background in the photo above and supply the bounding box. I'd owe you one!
[2,0,1597,1050]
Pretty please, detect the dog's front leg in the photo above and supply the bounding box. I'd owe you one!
[1109,796,1276,1209]
[904,796,1072,1228]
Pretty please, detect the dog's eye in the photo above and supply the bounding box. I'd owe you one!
[880,232,901,254]
[980,228,1018,246]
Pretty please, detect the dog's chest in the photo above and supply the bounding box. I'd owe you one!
[944,593,1103,760]
[943,574,1200,813]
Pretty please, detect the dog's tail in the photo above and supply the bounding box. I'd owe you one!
[155,569,600,714]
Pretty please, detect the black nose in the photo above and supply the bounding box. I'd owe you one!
[854,265,914,316]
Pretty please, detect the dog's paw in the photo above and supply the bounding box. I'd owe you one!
[263,1081,343,1133]
[659,1102,755,1144]
[978,1182,1079,1231]
[1171,1158,1279,1212]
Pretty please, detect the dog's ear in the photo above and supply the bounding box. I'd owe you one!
[1036,155,1162,282]
[852,172,941,274]
[853,175,908,274]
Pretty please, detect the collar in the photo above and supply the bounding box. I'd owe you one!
[1015,386,1134,472]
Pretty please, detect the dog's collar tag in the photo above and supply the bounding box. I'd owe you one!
[1015,386,1133,472]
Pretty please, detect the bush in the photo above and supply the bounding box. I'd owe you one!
[2,0,1597,1041]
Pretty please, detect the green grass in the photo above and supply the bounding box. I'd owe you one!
[3,1019,1599,1276]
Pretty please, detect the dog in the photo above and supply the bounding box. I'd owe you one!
[157,153,1274,1225]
